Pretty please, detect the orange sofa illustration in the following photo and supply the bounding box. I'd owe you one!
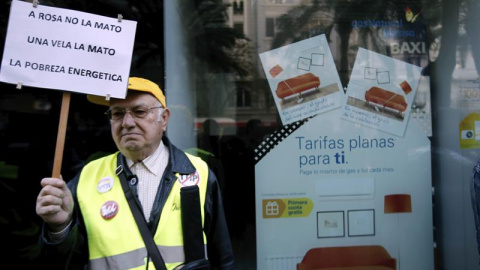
[276,73,321,100]
[297,245,396,270]
[365,87,408,113]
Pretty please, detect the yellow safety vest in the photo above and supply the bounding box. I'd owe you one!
[77,152,209,270]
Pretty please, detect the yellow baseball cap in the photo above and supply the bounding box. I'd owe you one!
[87,77,166,108]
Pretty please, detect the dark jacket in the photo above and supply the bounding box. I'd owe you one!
[39,136,235,270]
[472,157,480,261]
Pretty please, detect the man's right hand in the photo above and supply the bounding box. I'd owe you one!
[36,177,74,232]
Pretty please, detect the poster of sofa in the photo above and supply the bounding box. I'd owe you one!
[341,48,423,137]
[259,34,344,126]
[255,109,433,270]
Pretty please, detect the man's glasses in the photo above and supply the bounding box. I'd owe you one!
[105,106,162,121]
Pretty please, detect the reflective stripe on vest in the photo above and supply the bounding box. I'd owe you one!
[77,152,209,270]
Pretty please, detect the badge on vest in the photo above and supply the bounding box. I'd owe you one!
[178,171,200,187]
[100,200,119,220]
[97,176,114,193]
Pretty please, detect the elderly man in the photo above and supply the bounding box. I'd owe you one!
[36,77,234,270]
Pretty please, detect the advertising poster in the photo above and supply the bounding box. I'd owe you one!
[255,110,434,270]
[341,48,422,137]
[255,3,433,270]
[349,3,432,136]
[258,34,344,125]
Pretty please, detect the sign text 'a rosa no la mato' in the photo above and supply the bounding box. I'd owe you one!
[0,0,137,99]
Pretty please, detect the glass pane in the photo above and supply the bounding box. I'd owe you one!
[164,0,478,269]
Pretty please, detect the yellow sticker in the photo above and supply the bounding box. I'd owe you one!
[262,198,313,218]
[459,112,480,149]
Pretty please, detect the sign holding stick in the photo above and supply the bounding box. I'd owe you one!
[52,92,71,178]
[0,0,137,177]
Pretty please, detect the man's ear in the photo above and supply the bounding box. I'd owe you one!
[160,108,171,131]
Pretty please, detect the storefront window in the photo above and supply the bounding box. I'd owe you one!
[0,0,479,269]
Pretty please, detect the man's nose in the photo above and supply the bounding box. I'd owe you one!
[121,111,136,126]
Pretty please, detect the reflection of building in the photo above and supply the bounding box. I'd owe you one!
[223,0,309,127]
[223,0,431,130]
[225,1,334,126]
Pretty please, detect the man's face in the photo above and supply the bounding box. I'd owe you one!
[109,91,169,161]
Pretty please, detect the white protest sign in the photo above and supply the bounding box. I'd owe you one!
[0,0,137,99]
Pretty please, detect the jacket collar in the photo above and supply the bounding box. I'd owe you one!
[117,135,196,180]
[162,135,196,175]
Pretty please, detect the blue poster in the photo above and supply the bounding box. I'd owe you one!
[254,109,433,270]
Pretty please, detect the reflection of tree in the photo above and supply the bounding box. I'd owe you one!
[464,0,480,76]
[430,0,458,85]
[182,0,249,77]
[271,0,444,83]
[271,0,332,48]
[178,0,251,116]
[327,0,398,78]
[226,38,254,76]
[0,1,10,60]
